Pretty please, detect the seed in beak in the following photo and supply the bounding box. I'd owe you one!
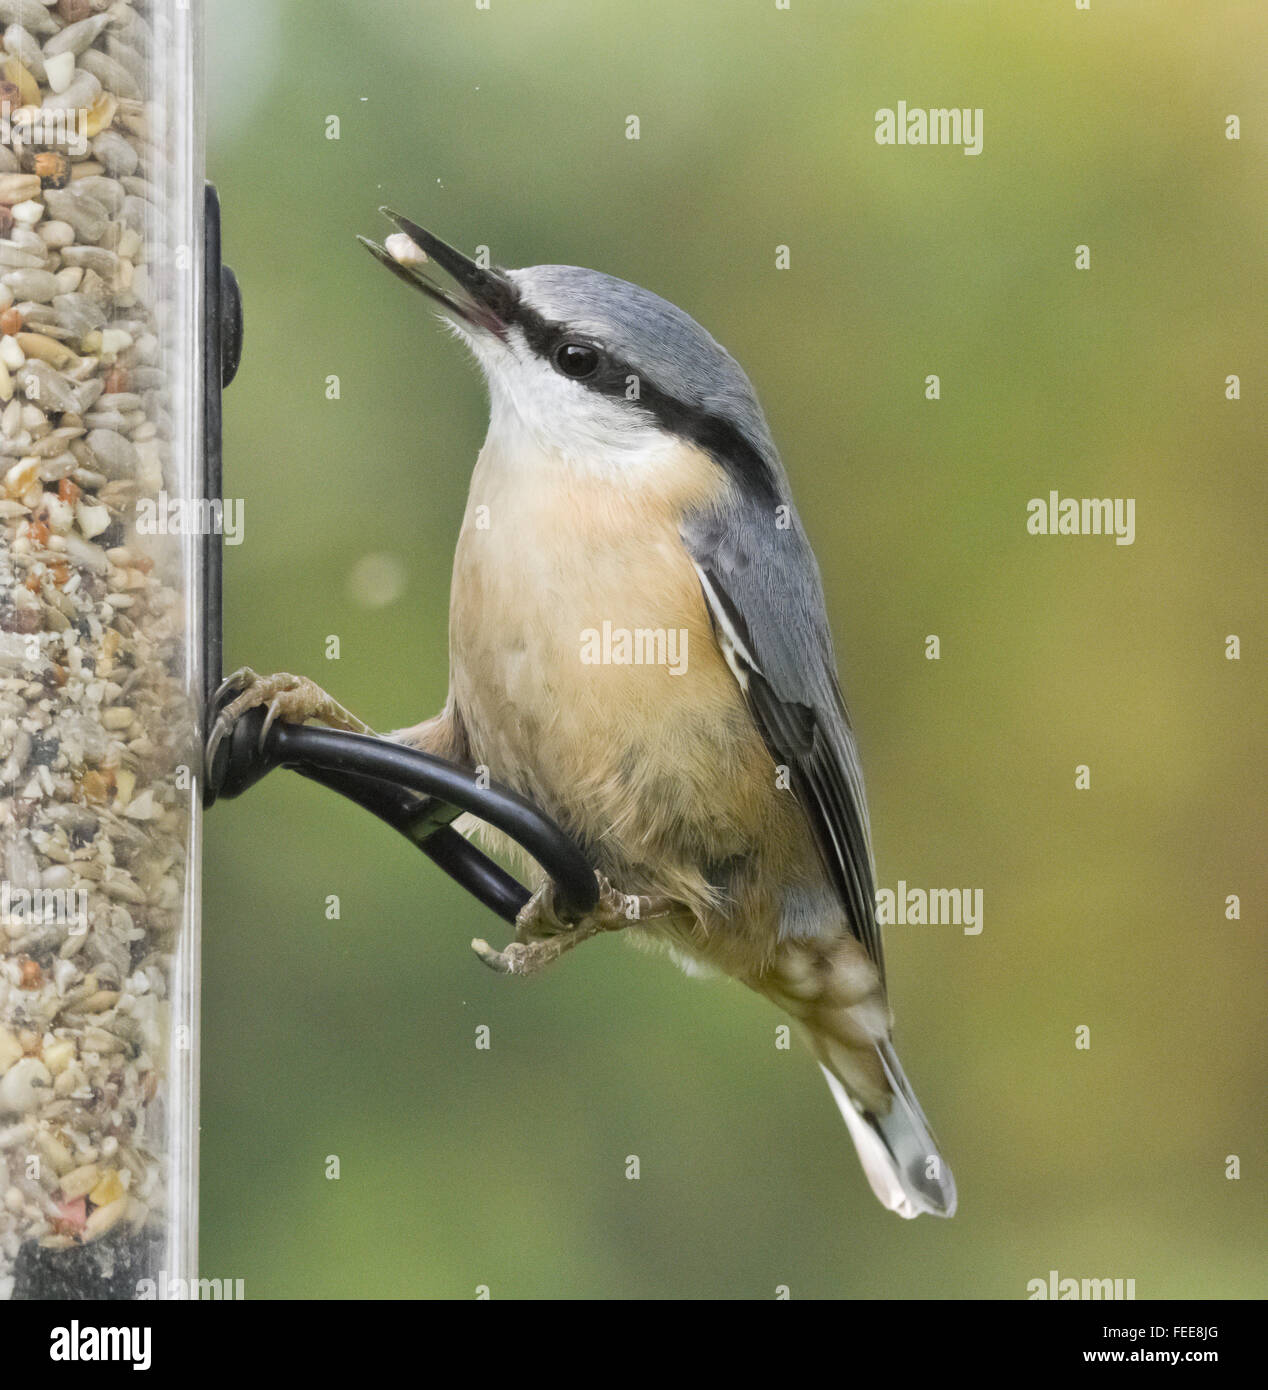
[385,232,427,267]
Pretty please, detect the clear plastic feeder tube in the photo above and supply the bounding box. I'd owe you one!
[0,0,202,1299]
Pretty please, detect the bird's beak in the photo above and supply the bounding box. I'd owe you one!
[358,208,515,340]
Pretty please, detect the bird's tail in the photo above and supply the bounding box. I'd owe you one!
[814,1035,957,1219]
[759,938,956,1219]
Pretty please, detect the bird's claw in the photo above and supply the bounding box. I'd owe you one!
[471,872,674,978]
[470,938,534,975]
[515,876,567,941]
[205,667,373,769]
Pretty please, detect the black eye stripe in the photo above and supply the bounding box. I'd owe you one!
[512,301,779,500]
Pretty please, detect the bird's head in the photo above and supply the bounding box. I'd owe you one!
[360,208,780,486]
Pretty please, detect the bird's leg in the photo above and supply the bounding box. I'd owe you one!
[207,667,375,763]
[470,872,675,977]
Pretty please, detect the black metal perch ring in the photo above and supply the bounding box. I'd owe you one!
[204,708,600,925]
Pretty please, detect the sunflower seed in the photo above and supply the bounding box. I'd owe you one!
[0,243,42,268]
[43,14,111,59]
[58,244,115,276]
[76,47,136,100]
[102,33,140,83]
[89,131,136,178]
[0,4,55,41]
[67,175,122,216]
[42,188,108,243]
[81,427,133,477]
[3,23,46,80]
[3,268,58,300]
[16,359,78,412]
[52,291,105,335]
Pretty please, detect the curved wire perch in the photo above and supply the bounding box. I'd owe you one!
[205,706,600,924]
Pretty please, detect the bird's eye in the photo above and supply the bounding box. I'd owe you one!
[551,340,602,380]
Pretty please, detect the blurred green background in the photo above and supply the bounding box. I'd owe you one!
[202,0,1266,1297]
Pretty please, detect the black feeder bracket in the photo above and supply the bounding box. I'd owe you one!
[199,184,599,925]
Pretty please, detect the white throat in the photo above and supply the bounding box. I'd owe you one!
[461,322,683,485]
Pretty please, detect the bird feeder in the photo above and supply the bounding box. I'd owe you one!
[0,0,208,1300]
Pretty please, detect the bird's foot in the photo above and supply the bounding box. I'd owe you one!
[206,667,374,765]
[471,872,675,977]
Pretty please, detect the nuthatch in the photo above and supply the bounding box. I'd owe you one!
[212,210,956,1220]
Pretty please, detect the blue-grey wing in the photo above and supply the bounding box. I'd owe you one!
[682,496,886,983]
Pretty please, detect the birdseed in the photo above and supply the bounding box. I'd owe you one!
[0,0,196,1300]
